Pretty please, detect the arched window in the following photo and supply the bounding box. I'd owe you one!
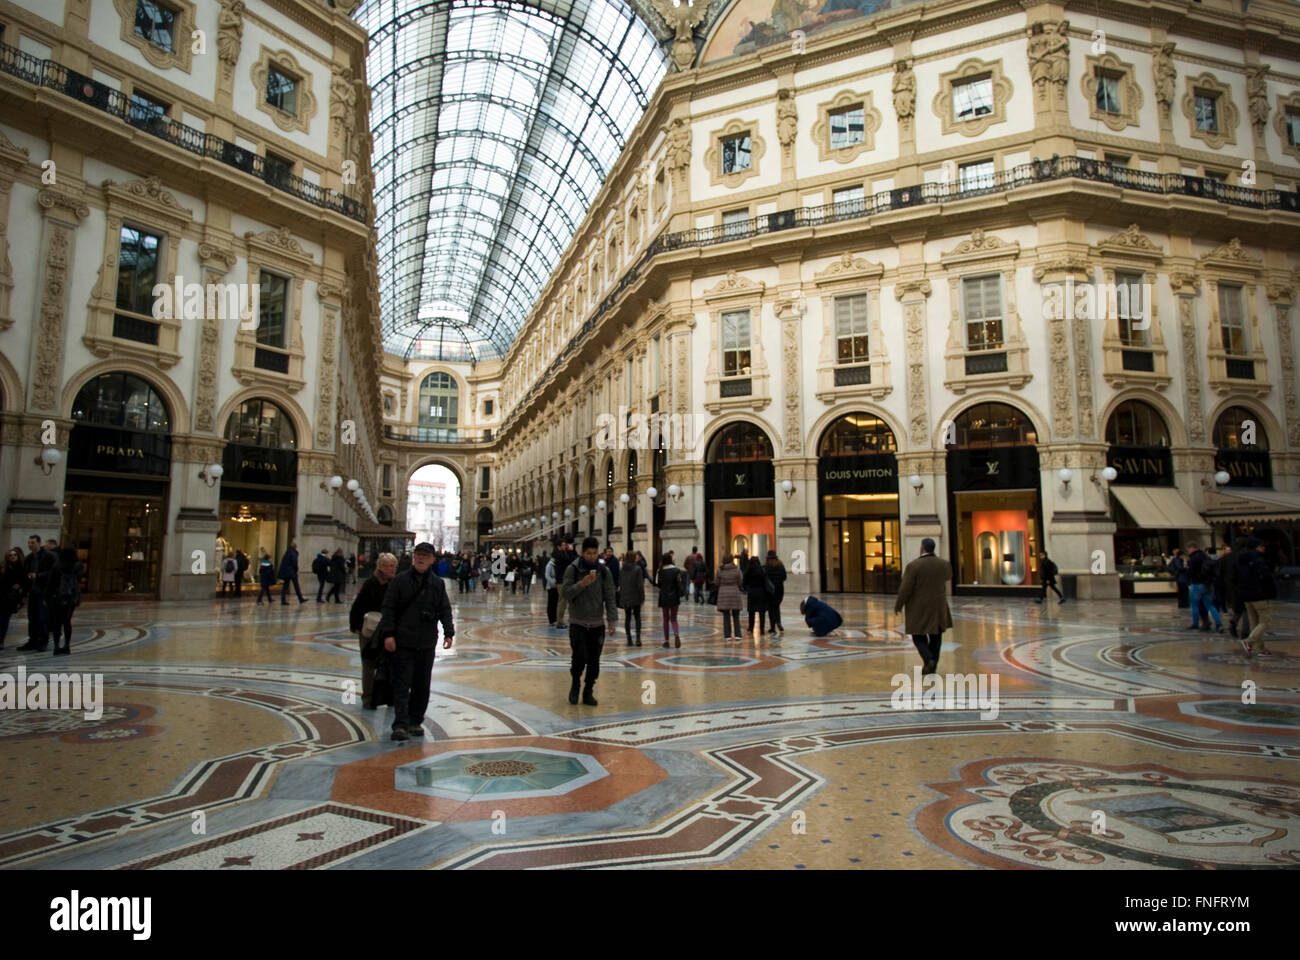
[418,372,459,439]
[1213,406,1268,450]
[707,422,774,462]
[1105,400,1170,447]
[376,505,393,527]
[477,507,492,540]
[224,399,296,449]
[953,403,1037,448]
[72,372,170,432]
[819,413,898,456]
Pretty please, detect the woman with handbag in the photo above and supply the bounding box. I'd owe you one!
[765,550,787,636]
[715,555,744,642]
[0,547,28,649]
[742,556,770,642]
[655,553,687,649]
[349,552,398,709]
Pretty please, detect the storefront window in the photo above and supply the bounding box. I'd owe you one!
[225,398,296,449]
[72,372,170,433]
[705,422,775,566]
[819,413,900,593]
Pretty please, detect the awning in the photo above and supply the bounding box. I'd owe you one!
[1202,488,1300,524]
[1110,485,1206,529]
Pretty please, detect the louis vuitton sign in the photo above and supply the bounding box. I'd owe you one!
[819,453,898,495]
[705,461,774,500]
[947,446,1040,491]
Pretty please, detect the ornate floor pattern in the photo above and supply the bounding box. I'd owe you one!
[1,588,1295,870]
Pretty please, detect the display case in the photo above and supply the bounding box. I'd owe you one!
[1117,557,1177,598]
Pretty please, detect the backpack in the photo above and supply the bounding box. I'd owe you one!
[223,557,237,575]
[56,570,80,607]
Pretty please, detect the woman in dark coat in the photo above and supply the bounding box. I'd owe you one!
[350,552,397,709]
[742,556,770,641]
[256,550,277,604]
[327,548,348,603]
[764,551,787,635]
[655,553,687,648]
[1,547,27,649]
[44,547,84,656]
[618,551,645,646]
[715,556,743,641]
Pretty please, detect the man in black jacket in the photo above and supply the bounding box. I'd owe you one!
[1236,537,1275,656]
[377,542,454,741]
[279,542,306,604]
[1184,542,1222,632]
[350,552,397,709]
[234,550,249,598]
[1036,552,1063,604]
[19,535,55,651]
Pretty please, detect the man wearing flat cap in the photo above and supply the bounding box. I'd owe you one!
[377,541,455,741]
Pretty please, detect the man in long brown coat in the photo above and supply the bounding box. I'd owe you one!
[894,538,954,675]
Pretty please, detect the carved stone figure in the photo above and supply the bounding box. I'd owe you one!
[331,67,358,136]
[654,0,707,72]
[777,88,798,149]
[1153,42,1177,109]
[1247,65,1270,133]
[1028,20,1069,92]
[664,117,692,174]
[892,59,915,120]
[217,0,245,80]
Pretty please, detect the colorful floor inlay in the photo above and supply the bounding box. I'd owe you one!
[1,589,1295,869]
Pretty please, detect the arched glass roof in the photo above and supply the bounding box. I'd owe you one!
[355,0,668,363]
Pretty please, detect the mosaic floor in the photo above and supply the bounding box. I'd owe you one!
[1,586,1297,870]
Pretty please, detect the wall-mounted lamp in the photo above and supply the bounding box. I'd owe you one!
[908,473,924,493]
[667,484,682,502]
[198,462,223,487]
[596,499,607,512]
[1213,470,1231,487]
[552,511,560,520]
[780,478,795,500]
[346,478,359,492]
[35,447,62,476]
[1057,467,1074,488]
[1092,466,1118,485]
[579,504,589,516]
[564,508,573,517]
[619,493,630,505]
[320,474,343,494]
[646,486,658,501]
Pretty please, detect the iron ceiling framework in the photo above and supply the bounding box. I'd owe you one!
[356,0,668,363]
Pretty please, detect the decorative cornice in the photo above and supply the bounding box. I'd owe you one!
[1032,255,1094,282]
[812,252,885,286]
[1198,237,1262,271]
[244,226,316,266]
[703,270,764,302]
[1092,223,1165,261]
[37,188,89,221]
[940,227,1019,267]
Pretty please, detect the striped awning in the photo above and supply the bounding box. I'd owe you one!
[1202,488,1300,524]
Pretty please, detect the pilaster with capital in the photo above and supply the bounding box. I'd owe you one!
[31,188,90,414]
[1169,271,1206,444]
[776,294,805,457]
[895,278,932,449]
[1267,281,1299,447]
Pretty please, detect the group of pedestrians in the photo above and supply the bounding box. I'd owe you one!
[0,536,84,655]
[1172,538,1277,655]
[219,543,355,606]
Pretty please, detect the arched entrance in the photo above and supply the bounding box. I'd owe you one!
[946,402,1042,593]
[704,421,775,568]
[63,371,172,596]
[477,507,493,548]
[218,398,298,590]
[405,460,463,558]
[817,412,901,593]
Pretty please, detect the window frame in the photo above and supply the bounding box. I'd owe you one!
[961,274,1005,352]
[833,293,870,365]
[720,308,752,378]
[256,269,290,350]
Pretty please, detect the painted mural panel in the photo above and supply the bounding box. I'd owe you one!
[700,0,923,65]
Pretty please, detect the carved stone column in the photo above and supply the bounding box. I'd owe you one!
[194,240,238,434]
[896,278,932,450]
[1170,272,1206,444]
[31,188,89,414]
[776,293,805,461]
[1267,281,1299,485]
[162,435,227,601]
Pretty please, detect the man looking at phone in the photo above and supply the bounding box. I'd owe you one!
[561,536,617,706]
[377,542,454,741]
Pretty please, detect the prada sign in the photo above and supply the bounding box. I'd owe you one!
[819,453,898,495]
[222,444,298,487]
[1107,445,1173,486]
[705,460,774,500]
[68,425,170,476]
[947,446,1040,490]
[1215,450,1272,489]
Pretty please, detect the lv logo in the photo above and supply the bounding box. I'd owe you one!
[986,460,1000,475]
[734,473,746,486]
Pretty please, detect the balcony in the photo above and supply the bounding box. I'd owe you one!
[0,43,366,223]
[1121,349,1156,372]
[719,377,752,398]
[1225,357,1256,380]
[965,351,1009,376]
[833,364,872,386]
[254,347,290,374]
[112,313,159,346]
[382,425,492,445]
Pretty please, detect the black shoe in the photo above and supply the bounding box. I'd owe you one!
[1199,623,1210,632]
[22,644,47,653]
[1183,624,1200,630]
[391,725,409,741]
[53,647,70,656]
[923,660,937,675]
[282,601,289,606]
[407,723,425,737]
[568,681,580,705]
[582,688,598,706]
[362,700,375,710]
[16,642,36,651]
[635,638,642,646]
[675,637,681,648]
[300,598,308,604]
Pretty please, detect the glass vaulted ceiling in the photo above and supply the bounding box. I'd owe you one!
[356,0,668,363]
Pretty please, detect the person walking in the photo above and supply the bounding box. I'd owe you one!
[519,556,534,595]
[313,549,331,601]
[545,550,560,626]
[256,550,276,604]
[691,550,708,604]
[562,537,617,706]
[1,547,27,650]
[894,537,953,675]
[327,548,348,603]
[1217,538,1251,638]
[19,535,52,651]
[742,556,770,642]
[765,550,787,635]
[1168,548,1190,609]
[554,541,575,628]
[601,547,621,603]
[656,552,687,648]
[376,542,455,741]
[278,542,307,604]
[350,552,397,710]
[1236,537,1276,657]
[234,549,249,598]
[1184,542,1223,632]
[618,550,644,646]
[44,547,84,656]
[1037,552,1063,603]
[715,555,743,642]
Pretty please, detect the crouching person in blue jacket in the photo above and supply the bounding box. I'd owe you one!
[800,595,842,637]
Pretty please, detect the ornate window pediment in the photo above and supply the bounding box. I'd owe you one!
[113,0,196,73]
[705,118,766,189]
[1182,72,1239,150]
[813,91,882,164]
[1274,91,1300,163]
[1082,52,1143,131]
[933,59,1013,138]
[1198,239,1269,398]
[252,47,318,135]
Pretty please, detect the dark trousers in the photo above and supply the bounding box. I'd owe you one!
[747,608,767,635]
[1040,579,1063,601]
[693,580,706,603]
[510,578,517,593]
[0,609,10,645]
[390,645,436,730]
[234,576,243,597]
[316,574,327,601]
[258,583,274,603]
[623,604,641,640]
[1176,581,1190,608]
[521,577,532,594]
[769,593,784,631]
[27,592,47,643]
[326,581,343,603]
[913,633,943,666]
[48,601,73,651]
[662,606,680,641]
[281,576,304,602]
[569,624,605,687]
[547,586,559,625]
[720,608,741,638]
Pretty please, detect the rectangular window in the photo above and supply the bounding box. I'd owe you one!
[1204,169,1227,184]
[1287,110,1300,147]
[1194,92,1218,133]
[721,133,752,174]
[625,357,634,405]
[958,160,995,192]
[382,464,393,497]
[134,0,176,52]
[264,151,293,188]
[721,309,752,377]
[962,275,1004,351]
[266,66,298,116]
[1218,284,1248,354]
[128,90,169,126]
[654,169,666,210]
[722,207,749,237]
[1095,71,1121,113]
[832,185,864,211]
[1115,270,1148,346]
[834,294,869,365]
[484,398,493,416]
[481,466,490,495]
[953,76,994,121]
[650,335,661,392]
[258,271,288,349]
[829,105,865,150]
[1104,152,1131,167]
[115,225,162,316]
